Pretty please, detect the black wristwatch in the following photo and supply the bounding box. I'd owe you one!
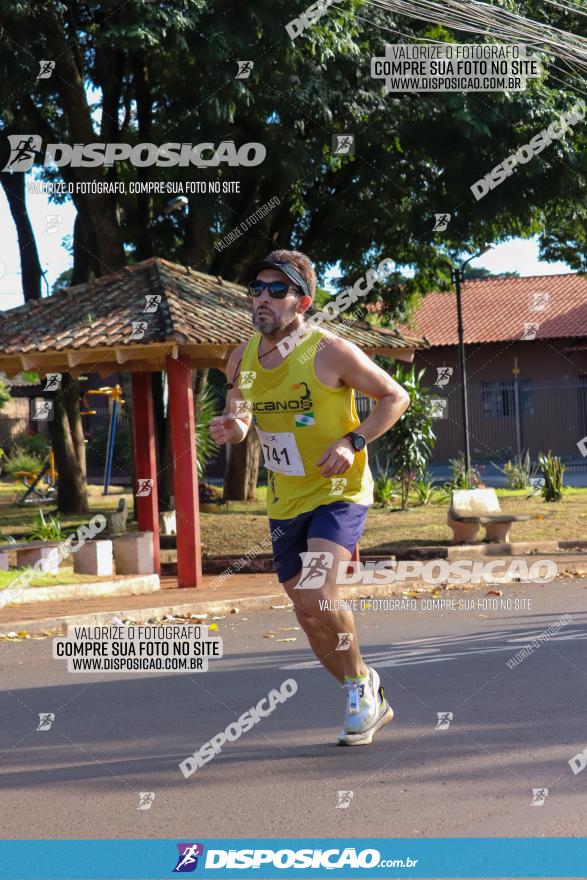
[344,430,367,452]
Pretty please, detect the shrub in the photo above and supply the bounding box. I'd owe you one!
[412,470,439,505]
[445,453,482,491]
[379,365,437,509]
[493,451,539,490]
[4,446,44,478]
[29,508,64,542]
[10,430,50,458]
[537,451,565,502]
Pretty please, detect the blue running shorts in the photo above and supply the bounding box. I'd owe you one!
[268,500,370,584]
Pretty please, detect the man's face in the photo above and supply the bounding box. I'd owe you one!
[251,269,309,335]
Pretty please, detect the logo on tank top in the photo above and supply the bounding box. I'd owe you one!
[252,381,313,414]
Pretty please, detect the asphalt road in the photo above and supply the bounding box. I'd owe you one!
[1,578,586,847]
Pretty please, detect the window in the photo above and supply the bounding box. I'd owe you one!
[481,380,533,418]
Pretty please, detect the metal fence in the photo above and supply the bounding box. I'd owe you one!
[429,379,587,463]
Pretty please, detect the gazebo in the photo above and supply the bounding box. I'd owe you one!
[0,257,423,587]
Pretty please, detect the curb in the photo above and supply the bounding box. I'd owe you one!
[1,574,160,606]
[3,557,586,638]
[0,580,448,636]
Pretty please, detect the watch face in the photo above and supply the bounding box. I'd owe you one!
[352,433,366,451]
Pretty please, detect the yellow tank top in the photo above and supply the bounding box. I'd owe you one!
[239,328,374,519]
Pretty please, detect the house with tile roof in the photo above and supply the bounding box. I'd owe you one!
[398,273,587,463]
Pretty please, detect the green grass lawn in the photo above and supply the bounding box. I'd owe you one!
[1,479,586,562]
[0,568,109,589]
[197,487,587,557]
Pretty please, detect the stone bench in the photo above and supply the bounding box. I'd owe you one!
[2,541,61,574]
[447,488,530,544]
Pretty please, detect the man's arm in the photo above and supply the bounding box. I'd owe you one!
[209,343,253,446]
[316,336,410,477]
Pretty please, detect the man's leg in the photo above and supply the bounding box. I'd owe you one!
[281,537,368,683]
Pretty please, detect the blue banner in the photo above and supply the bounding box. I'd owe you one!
[1,838,586,879]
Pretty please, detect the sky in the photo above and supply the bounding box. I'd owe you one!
[0,185,576,312]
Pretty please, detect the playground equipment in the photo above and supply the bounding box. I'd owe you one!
[82,384,125,495]
[16,448,58,505]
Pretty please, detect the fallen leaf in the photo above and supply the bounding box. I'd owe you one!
[208,624,219,631]
[485,590,503,596]
[263,634,275,639]
[276,637,296,642]
[271,603,294,609]
[278,626,300,631]
[230,608,240,614]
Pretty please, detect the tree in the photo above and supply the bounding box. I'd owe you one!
[1,0,585,503]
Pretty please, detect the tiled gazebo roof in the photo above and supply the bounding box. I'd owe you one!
[0,258,424,377]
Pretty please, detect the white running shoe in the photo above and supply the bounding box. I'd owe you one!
[337,666,394,746]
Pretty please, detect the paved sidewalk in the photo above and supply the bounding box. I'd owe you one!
[1,552,586,635]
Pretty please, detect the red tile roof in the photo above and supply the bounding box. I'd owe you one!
[398,273,587,346]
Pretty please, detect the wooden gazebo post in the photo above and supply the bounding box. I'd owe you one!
[166,352,202,587]
[130,372,160,574]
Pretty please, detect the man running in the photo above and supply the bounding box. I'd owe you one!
[210,249,410,745]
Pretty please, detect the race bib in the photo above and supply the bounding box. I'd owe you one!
[255,427,305,477]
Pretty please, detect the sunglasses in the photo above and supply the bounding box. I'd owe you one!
[247,280,302,299]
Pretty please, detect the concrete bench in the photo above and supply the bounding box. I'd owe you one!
[2,541,61,574]
[447,488,530,544]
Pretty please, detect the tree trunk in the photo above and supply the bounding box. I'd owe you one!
[63,374,86,476]
[0,171,43,301]
[48,377,89,514]
[223,429,260,501]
